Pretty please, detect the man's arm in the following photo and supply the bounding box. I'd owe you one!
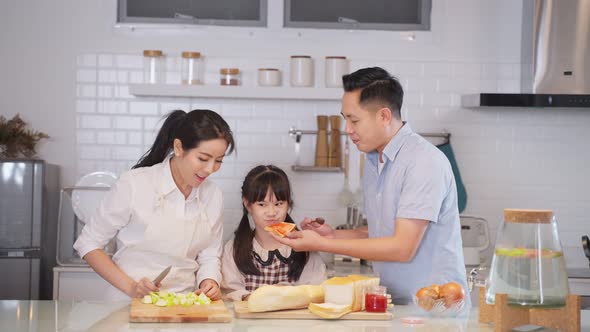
[332,226,369,239]
[277,218,428,262]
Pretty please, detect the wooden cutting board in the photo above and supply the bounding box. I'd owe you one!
[233,301,392,320]
[129,299,232,323]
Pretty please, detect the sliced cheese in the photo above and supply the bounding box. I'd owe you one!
[247,285,324,313]
[308,302,352,319]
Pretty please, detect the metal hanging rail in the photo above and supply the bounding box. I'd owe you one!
[289,127,451,140]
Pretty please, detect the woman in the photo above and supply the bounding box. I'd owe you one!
[74,109,234,300]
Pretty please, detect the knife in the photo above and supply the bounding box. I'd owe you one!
[152,266,172,285]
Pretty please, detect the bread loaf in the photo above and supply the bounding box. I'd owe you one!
[321,275,380,312]
[247,285,324,312]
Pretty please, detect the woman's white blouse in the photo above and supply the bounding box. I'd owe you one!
[73,157,224,292]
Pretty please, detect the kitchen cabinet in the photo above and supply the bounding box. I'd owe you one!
[52,266,113,301]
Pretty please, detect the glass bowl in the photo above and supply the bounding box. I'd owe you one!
[412,296,466,317]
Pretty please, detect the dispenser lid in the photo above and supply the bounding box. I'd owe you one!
[504,209,553,224]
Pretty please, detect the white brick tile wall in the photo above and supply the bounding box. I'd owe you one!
[98,70,117,83]
[127,131,143,145]
[98,85,113,98]
[77,85,97,98]
[423,63,451,78]
[116,86,132,99]
[98,54,114,68]
[113,116,142,130]
[77,69,97,83]
[116,55,143,69]
[76,131,96,144]
[97,131,126,145]
[79,115,110,129]
[97,101,127,114]
[129,71,143,83]
[117,72,129,83]
[112,146,143,161]
[74,52,590,268]
[79,146,110,159]
[77,54,97,67]
[143,117,162,131]
[129,101,159,115]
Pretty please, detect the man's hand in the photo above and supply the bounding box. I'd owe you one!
[270,229,325,252]
[128,277,159,298]
[197,279,221,300]
[300,217,335,238]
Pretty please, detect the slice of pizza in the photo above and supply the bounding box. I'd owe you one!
[264,222,296,237]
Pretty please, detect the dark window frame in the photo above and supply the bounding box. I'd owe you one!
[283,0,431,31]
[117,0,268,28]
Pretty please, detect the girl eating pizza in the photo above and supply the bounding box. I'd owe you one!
[221,165,326,301]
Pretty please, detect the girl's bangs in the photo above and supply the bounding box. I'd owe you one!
[246,171,291,203]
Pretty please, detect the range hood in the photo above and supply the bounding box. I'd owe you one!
[462,0,590,108]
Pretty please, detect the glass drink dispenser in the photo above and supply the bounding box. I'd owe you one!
[485,209,569,307]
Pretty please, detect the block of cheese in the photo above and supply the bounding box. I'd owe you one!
[247,285,324,312]
[321,275,380,312]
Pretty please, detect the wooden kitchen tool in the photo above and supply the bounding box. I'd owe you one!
[478,287,580,332]
[328,115,342,167]
[233,301,392,320]
[314,115,329,167]
[129,299,232,323]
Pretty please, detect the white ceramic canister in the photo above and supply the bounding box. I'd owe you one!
[325,56,348,87]
[290,55,314,87]
[258,68,281,86]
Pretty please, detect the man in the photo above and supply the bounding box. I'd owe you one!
[273,67,468,305]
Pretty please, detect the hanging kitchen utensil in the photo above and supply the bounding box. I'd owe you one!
[337,138,353,206]
[582,235,590,268]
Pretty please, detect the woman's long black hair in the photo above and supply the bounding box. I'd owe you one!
[233,165,309,281]
[132,109,234,169]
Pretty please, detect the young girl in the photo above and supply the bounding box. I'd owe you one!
[221,165,327,301]
[74,109,234,300]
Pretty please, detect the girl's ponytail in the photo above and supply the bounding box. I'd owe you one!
[132,110,186,169]
[233,209,259,276]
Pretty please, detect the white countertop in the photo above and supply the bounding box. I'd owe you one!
[2,300,589,332]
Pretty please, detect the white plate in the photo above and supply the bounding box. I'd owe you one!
[72,171,118,224]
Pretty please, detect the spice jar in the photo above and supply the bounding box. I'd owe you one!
[290,55,314,87]
[181,51,203,85]
[143,50,164,84]
[220,68,240,86]
[258,68,281,86]
[325,56,348,88]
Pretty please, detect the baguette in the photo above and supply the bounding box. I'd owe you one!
[247,285,324,312]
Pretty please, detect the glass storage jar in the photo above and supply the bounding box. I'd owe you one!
[257,68,281,86]
[290,55,314,87]
[325,56,348,87]
[220,68,240,86]
[181,51,202,85]
[143,50,164,84]
[485,209,569,308]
